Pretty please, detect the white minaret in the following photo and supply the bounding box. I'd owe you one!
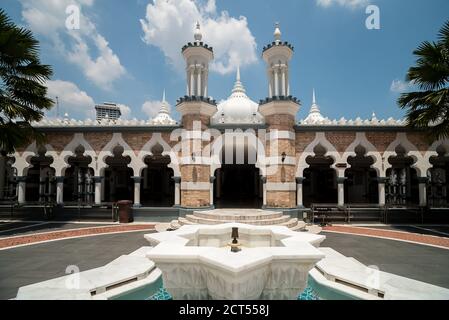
[262,23,294,98]
[182,22,214,97]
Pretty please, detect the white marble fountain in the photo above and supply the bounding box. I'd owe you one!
[145,223,326,300]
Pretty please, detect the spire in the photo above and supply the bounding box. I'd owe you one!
[310,89,320,114]
[274,22,281,43]
[194,21,202,42]
[159,89,169,114]
[303,89,325,124]
[232,65,246,95]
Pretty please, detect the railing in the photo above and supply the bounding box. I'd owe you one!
[310,204,347,226]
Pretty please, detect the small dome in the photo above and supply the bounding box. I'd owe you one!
[149,90,177,126]
[302,89,325,125]
[274,23,281,42]
[194,21,202,42]
[211,67,264,125]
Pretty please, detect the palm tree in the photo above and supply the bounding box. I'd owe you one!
[0,9,53,153]
[398,21,449,141]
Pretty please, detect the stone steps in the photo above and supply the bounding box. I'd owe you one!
[185,214,292,226]
[170,209,304,231]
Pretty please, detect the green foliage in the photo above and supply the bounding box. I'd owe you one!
[0,8,53,153]
[398,20,449,141]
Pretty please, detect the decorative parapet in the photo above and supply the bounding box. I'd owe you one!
[298,116,407,127]
[181,42,213,53]
[259,96,300,106]
[31,117,180,128]
[262,41,294,53]
[176,95,217,106]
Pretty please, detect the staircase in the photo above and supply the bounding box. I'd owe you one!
[170,209,305,231]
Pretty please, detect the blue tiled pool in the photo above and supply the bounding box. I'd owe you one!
[149,286,321,300]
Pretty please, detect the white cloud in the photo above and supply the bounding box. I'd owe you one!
[316,0,369,9]
[142,100,167,119]
[46,80,95,118]
[118,104,132,120]
[19,0,126,90]
[140,0,258,75]
[390,79,413,93]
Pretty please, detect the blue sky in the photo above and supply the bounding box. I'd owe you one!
[2,0,449,122]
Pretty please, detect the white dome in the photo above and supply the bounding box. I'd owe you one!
[211,68,264,125]
[302,89,325,125]
[149,91,177,126]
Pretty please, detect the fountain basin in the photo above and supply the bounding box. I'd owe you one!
[145,223,325,300]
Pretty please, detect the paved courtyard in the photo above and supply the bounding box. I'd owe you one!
[0,223,448,300]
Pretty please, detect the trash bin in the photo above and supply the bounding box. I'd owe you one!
[117,200,134,223]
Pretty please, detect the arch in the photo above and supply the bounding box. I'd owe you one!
[296,132,341,178]
[423,138,449,173]
[138,132,180,177]
[97,133,140,176]
[210,129,267,177]
[342,132,383,176]
[384,133,426,177]
[57,133,97,177]
[13,142,58,177]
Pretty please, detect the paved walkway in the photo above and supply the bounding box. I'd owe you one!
[0,224,155,249]
[0,231,152,300]
[0,228,448,300]
[321,232,449,290]
[323,225,449,249]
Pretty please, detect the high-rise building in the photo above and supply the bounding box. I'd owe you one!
[95,102,121,121]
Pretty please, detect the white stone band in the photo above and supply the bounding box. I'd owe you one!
[181,182,210,191]
[267,131,295,141]
[266,182,297,191]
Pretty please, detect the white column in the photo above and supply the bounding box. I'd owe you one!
[337,177,346,207]
[204,71,208,97]
[94,177,103,205]
[268,72,273,97]
[262,177,267,207]
[132,177,141,207]
[378,178,386,206]
[210,176,215,206]
[56,177,64,206]
[190,67,195,96]
[197,67,202,96]
[296,177,304,207]
[274,67,279,96]
[173,177,181,207]
[281,67,286,96]
[418,177,428,207]
[17,177,26,204]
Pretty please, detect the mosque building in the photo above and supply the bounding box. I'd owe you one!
[1,23,448,223]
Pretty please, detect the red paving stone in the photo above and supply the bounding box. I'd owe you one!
[0,224,155,249]
[323,226,449,249]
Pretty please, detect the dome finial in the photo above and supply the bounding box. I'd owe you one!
[312,88,316,105]
[162,89,166,103]
[194,21,202,42]
[274,22,281,43]
[232,65,246,95]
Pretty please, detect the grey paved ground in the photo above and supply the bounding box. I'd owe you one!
[0,222,112,238]
[0,231,151,300]
[322,232,449,289]
[369,225,449,237]
[0,230,448,300]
